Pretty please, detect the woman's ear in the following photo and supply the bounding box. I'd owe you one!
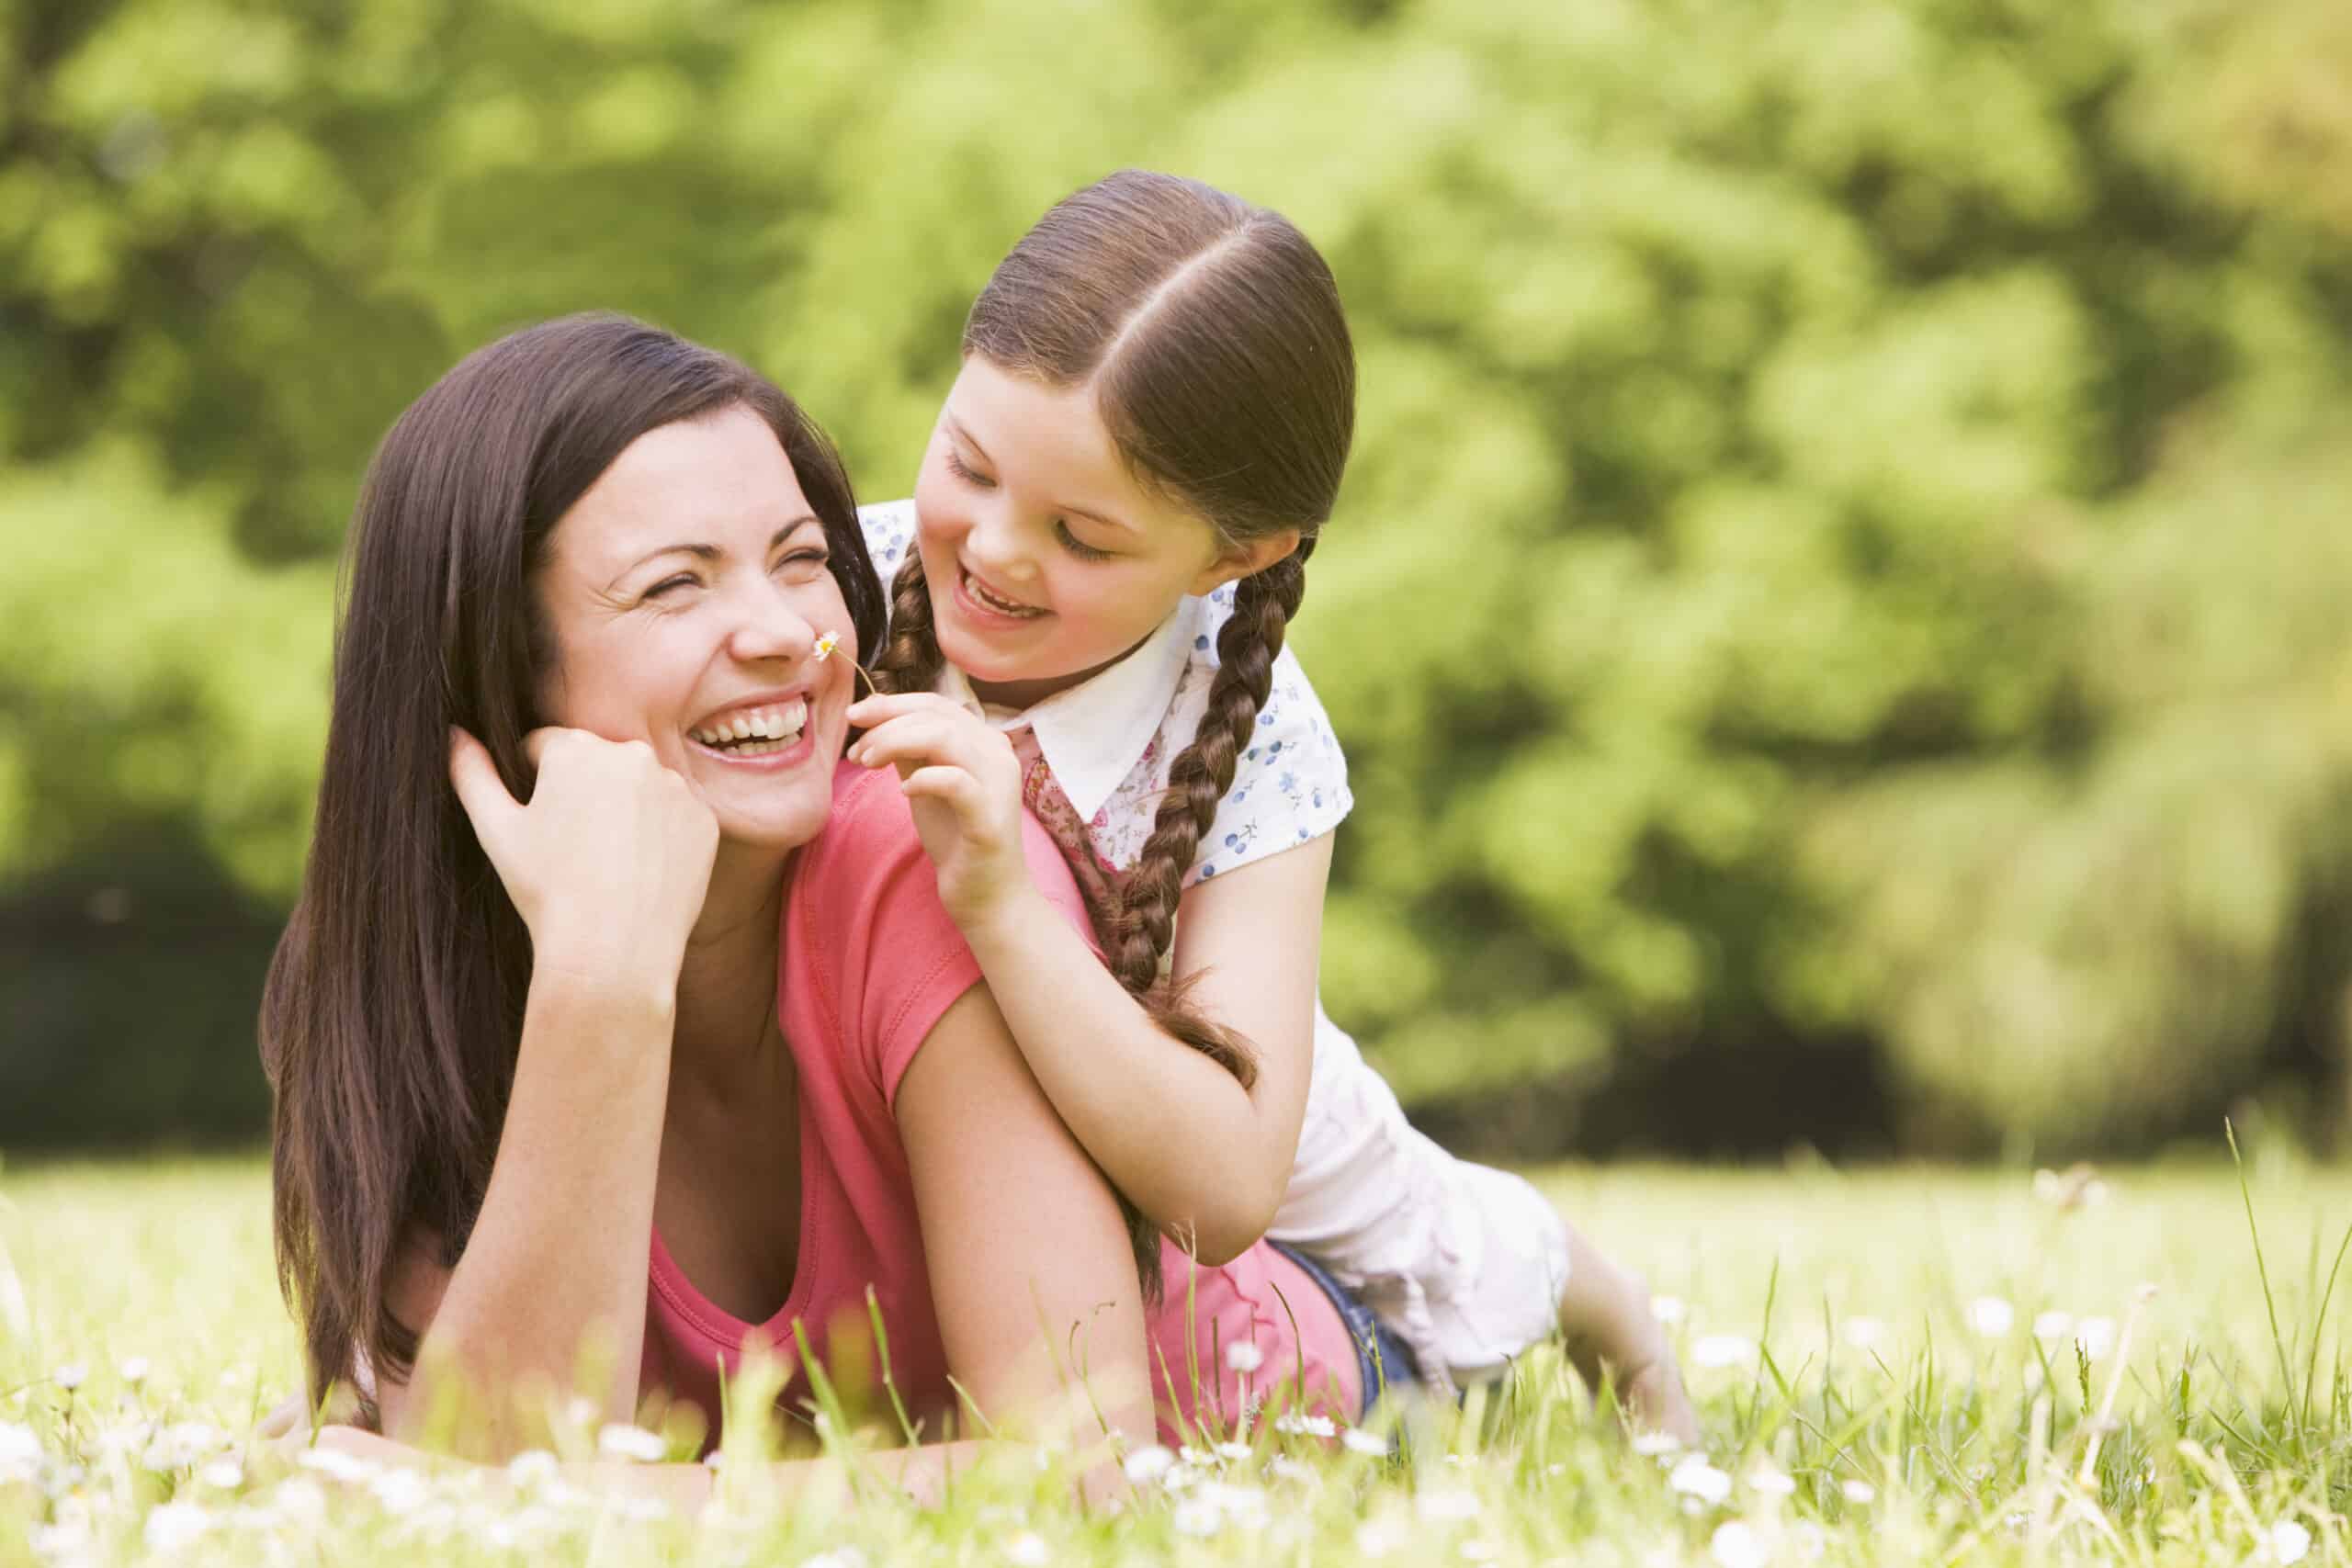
[1189,528,1301,598]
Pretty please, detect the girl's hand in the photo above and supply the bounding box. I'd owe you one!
[448,726,718,990]
[845,694,1033,926]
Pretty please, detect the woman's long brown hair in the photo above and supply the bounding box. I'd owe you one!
[261,314,885,1407]
[870,171,1357,1280]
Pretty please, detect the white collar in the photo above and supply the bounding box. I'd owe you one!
[940,597,1202,821]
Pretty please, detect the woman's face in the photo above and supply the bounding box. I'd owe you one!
[533,405,857,853]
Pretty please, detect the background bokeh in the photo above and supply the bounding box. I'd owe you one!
[5,0,2350,1160]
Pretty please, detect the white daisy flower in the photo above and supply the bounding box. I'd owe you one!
[1006,1530,1050,1567]
[118,1357,151,1388]
[1170,1497,1223,1536]
[1669,1457,1735,1506]
[1711,1520,1769,1568]
[1839,1316,1890,1350]
[1651,1295,1689,1325]
[1965,1297,2015,1337]
[142,1501,212,1554]
[52,1364,86,1393]
[1274,1412,1336,1438]
[2075,1317,2117,1359]
[1225,1341,1265,1374]
[2032,1311,2075,1341]
[1122,1444,1176,1483]
[1842,1479,1876,1504]
[1341,1427,1390,1456]
[2268,1520,2312,1564]
[1692,1334,1758,1370]
[1747,1461,1796,1496]
[1416,1488,1480,1523]
[595,1424,667,1463]
[1633,1431,1683,1458]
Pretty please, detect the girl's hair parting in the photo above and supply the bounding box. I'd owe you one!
[871,170,1357,1284]
[260,313,884,1412]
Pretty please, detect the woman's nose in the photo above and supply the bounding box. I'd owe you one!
[725,588,818,665]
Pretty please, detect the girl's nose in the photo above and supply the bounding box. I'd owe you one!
[962,504,1035,583]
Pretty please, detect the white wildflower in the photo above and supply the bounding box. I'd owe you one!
[1274,1412,1336,1438]
[2270,1520,2312,1564]
[298,1445,381,1483]
[1651,1295,1689,1325]
[1122,1445,1176,1483]
[1341,1427,1390,1456]
[813,631,840,661]
[1747,1461,1796,1496]
[1214,1440,1253,1461]
[1204,1480,1270,1526]
[561,1395,599,1430]
[369,1465,432,1514]
[142,1501,212,1555]
[595,1423,667,1462]
[1270,1455,1317,1484]
[197,1458,243,1490]
[1839,1316,1890,1350]
[1669,1456,1735,1506]
[1966,1297,2014,1337]
[1633,1430,1683,1458]
[2075,1317,2117,1359]
[507,1449,560,1488]
[1225,1341,1265,1374]
[1711,1520,1769,1568]
[143,1421,227,1472]
[1692,1335,1758,1370]
[1006,1530,1050,1567]
[1179,1444,1217,1467]
[1356,1519,1406,1558]
[1170,1497,1223,1536]
[0,1420,40,1476]
[2032,1311,2075,1341]
[1416,1487,1480,1523]
[1842,1479,1876,1504]
[269,1476,330,1523]
[52,1364,85,1393]
[118,1357,150,1388]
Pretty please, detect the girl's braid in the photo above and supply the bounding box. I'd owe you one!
[868,551,947,697]
[1110,543,1314,1001]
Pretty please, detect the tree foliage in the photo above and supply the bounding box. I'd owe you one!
[5,0,2349,1150]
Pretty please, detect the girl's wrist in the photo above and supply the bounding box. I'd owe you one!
[956,878,1058,954]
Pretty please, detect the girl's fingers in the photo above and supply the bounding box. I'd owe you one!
[846,692,964,728]
[897,764,987,814]
[854,714,1009,779]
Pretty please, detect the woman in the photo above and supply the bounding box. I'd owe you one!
[260,315,1369,1502]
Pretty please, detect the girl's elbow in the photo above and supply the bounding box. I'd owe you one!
[1182,1186,1283,1268]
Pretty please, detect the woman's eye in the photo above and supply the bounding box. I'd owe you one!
[775,548,831,570]
[944,449,995,489]
[642,574,696,600]
[1056,521,1114,561]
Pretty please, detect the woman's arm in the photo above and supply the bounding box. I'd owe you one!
[383,728,715,1450]
[848,691,1324,1265]
[894,982,1154,1493]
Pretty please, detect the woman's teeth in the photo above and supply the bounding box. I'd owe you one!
[964,569,1044,618]
[691,698,807,754]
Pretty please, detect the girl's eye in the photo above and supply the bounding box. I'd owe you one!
[944,448,995,489]
[1056,521,1114,561]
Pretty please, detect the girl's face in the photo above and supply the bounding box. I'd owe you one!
[534,405,858,853]
[911,357,1273,706]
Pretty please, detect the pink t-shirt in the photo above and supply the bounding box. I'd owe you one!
[642,763,1362,1444]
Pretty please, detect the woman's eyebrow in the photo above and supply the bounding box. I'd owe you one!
[608,515,822,584]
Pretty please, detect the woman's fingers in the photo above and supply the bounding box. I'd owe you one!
[447,728,523,855]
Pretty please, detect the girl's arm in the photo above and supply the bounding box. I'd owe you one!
[848,693,1322,1266]
[894,982,1154,1495]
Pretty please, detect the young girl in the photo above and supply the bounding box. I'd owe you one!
[846,170,1695,1436]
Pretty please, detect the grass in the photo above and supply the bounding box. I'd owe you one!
[5,1143,2351,1563]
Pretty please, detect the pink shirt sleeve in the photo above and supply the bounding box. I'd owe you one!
[807,770,1096,1109]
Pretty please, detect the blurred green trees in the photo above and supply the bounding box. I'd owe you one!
[5,0,2348,1153]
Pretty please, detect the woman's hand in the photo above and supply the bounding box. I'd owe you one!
[448,727,718,990]
[845,694,1035,927]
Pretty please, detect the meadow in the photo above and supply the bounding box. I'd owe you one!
[4,1145,2348,1564]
